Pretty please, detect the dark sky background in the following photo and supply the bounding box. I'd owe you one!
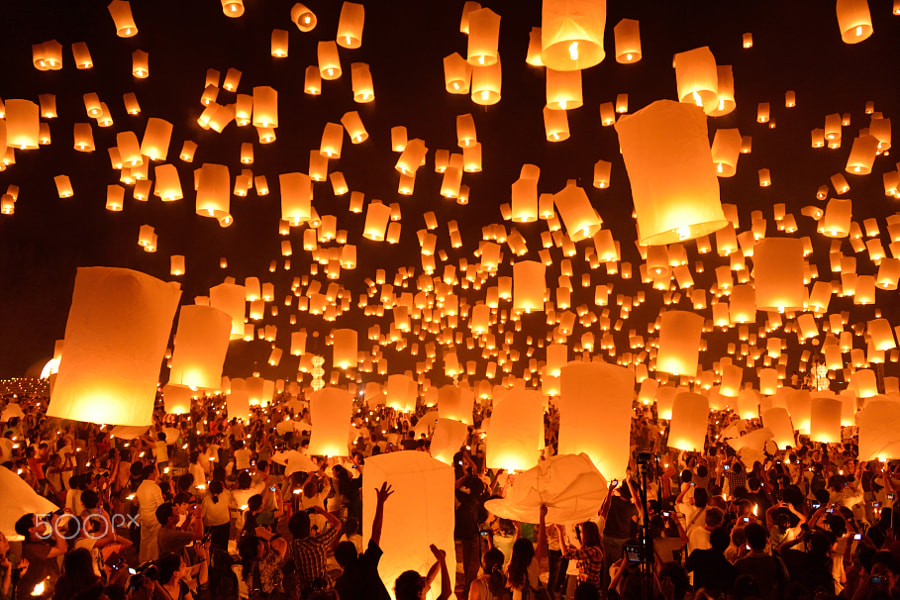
[0,0,899,392]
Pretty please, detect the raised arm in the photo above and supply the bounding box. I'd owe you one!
[371,482,394,548]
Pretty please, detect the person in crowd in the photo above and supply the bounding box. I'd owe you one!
[14,511,67,600]
[333,482,393,600]
[734,522,789,600]
[200,480,231,551]
[286,502,342,596]
[135,464,165,565]
[393,544,451,600]
[686,526,735,597]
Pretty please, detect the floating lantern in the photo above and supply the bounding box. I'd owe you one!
[845,134,879,174]
[822,198,852,237]
[140,117,172,161]
[541,0,606,71]
[836,0,873,44]
[709,65,735,117]
[280,172,312,226]
[195,163,231,226]
[752,238,805,312]
[615,100,727,245]
[132,49,148,78]
[162,383,192,415]
[291,3,316,31]
[786,388,812,434]
[107,0,138,37]
[5,99,40,150]
[168,305,231,389]
[543,106,570,141]
[47,268,180,426]
[657,310,704,376]
[430,418,469,465]
[761,407,795,449]
[711,128,741,177]
[673,46,718,114]
[486,383,543,472]
[559,361,634,478]
[308,388,353,456]
[668,392,709,452]
[614,18,641,63]
[443,53,472,94]
[252,86,278,128]
[318,41,342,79]
[467,7,501,66]
[513,261,546,312]
[350,63,374,102]
[72,42,93,69]
[471,61,501,105]
[271,29,289,57]
[554,180,601,241]
[337,2,364,48]
[546,68,582,110]
[54,175,73,198]
[332,328,358,369]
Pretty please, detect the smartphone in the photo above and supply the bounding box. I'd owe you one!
[812,503,821,509]
[269,486,276,492]
[128,568,137,575]
[826,508,834,514]
[690,482,695,487]
[662,511,670,517]
[611,479,619,487]
[624,544,641,563]
[854,533,863,540]
[872,576,884,585]
[480,530,490,537]
[305,507,316,514]
[874,502,883,508]
[742,517,750,523]
[724,465,730,470]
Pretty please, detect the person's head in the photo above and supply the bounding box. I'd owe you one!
[177,473,194,493]
[247,494,263,514]
[157,432,167,443]
[156,552,188,585]
[744,522,768,551]
[681,469,692,483]
[342,517,359,536]
[189,450,200,465]
[731,462,743,474]
[871,551,900,593]
[508,538,536,585]
[693,488,709,509]
[15,513,52,543]
[696,464,708,479]
[580,521,601,548]
[288,511,311,540]
[704,507,724,530]
[60,547,100,593]
[730,525,747,548]
[155,502,178,527]
[394,570,428,600]
[143,463,158,481]
[709,526,729,553]
[81,489,100,510]
[209,479,224,502]
[237,470,252,490]
[334,540,358,568]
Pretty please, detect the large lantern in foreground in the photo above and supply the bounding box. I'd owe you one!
[308,388,353,457]
[48,267,181,426]
[615,100,728,245]
[486,384,543,473]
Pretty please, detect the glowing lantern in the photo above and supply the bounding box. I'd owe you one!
[140,117,172,161]
[554,180,601,241]
[430,418,469,465]
[169,255,184,276]
[546,68,582,110]
[559,361,634,478]
[615,100,727,245]
[614,18,641,63]
[438,384,473,424]
[709,65,735,117]
[54,175,73,198]
[132,49,148,78]
[486,383,543,472]
[105,185,124,212]
[362,453,455,600]
[720,364,743,397]
[836,0,873,44]
[47,268,180,426]
[320,122,344,158]
[209,283,245,340]
[386,374,417,412]
[593,160,611,189]
[222,0,244,17]
[752,238,805,312]
[543,106,570,141]
[291,3,316,31]
[657,310,704,376]
[673,46,718,114]
[73,123,94,152]
[280,172,312,226]
[107,0,138,37]
[350,63,374,102]
[822,198,852,237]
[845,134,879,174]
[761,407,795,449]
[195,164,232,226]
[541,0,606,71]
[5,99,40,150]
[308,387,353,457]
[271,29,289,57]
[337,2,364,48]
[786,388,812,434]
[808,394,842,443]
[227,379,250,422]
[162,383,192,415]
[443,53,472,94]
[759,368,779,395]
[471,61,501,105]
[72,42,93,69]
[467,7,500,66]
[332,329,358,369]
[252,86,278,128]
[363,200,391,241]
[711,128,741,177]
[168,305,231,389]
[304,66,322,95]
[668,392,709,452]
[851,369,878,398]
[318,41,342,79]
[513,261,546,312]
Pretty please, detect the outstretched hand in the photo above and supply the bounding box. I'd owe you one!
[375,482,394,504]
[429,544,446,561]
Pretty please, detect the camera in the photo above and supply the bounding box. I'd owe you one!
[724,465,730,470]
[872,575,884,585]
[661,511,670,518]
[479,530,491,537]
[854,533,863,540]
[624,543,642,564]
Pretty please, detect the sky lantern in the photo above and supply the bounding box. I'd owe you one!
[810,395,842,443]
[710,128,741,176]
[845,134,878,174]
[471,60,502,105]
[541,0,606,71]
[318,41,342,79]
[822,198,852,237]
[708,65,735,117]
[513,260,546,312]
[291,3,316,31]
[132,49,149,78]
[485,383,543,473]
[363,200,391,241]
[280,172,312,226]
[350,63,374,102]
[554,180,601,241]
[545,68,582,110]
[227,378,251,421]
[385,373,417,411]
[332,328,358,369]
[543,106,570,141]
[72,41,93,69]
[162,383,192,415]
[221,0,244,17]
[304,66,322,95]
[673,46,718,114]
[308,387,353,456]
[73,123,94,152]
[209,282,246,339]
[836,0,873,44]
[657,310,704,376]
[467,7,501,66]
[614,18,641,63]
[752,237,806,312]
[107,0,138,37]
[430,418,469,465]
[252,86,278,128]
[54,175,73,198]
[168,305,231,389]
[271,29,289,57]
[5,99,40,150]
[362,452,455,600]
[786,388,812,434]
[668,392,709,452]
[559,360,634,479]
[443,52,472,94]
[615,100,728,245]
[337,2,365,48]
[105,184,124,212]
[47,268,180,426]
[320,122,344,158]
[140,117,172,161]
[762,407,795,449]
[195,163,232,226]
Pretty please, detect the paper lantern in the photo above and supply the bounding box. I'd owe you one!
[105,185,124,211]
[810,395,842,443]
[761,407,795,449]
[668,392,709,452]
[222,0,244,17]
[729,285,756,323]
[554,180,601,241]
[674,46,718,114]
[47,268,180,426]
[708,65,735,117]
[195,164,232,227]
[836,0,873,44]
[822,198,852,237]
[711,128,741,177]
[168,305,231,389]
[845,134,879,174]
[385,374,417,412]
[140,117,172,161]
[546,68,582,110]
[467,7,500,66]
[304,66,322,95]
[332,328,357,369]
[736,388,759,420]
[72,41,93,69]
[227,379,251,422]
[5,99,40,150]
[486,383,543,473]
[430,418,469,465]
[350,63,374,102]
[437,384,473,424]
[280,172,312,226]
[870,318,897,350]
[169,255,185,276]
[759,368,779,395]
[362,452,455,600]
[209,282,246,339]
[307,388,353,457]
[363,200,391,241]
[252,86,278,128]
[851,369,878,398]
[318,41,342,79]
[107,0,138,37]
[785,388,812,434]
[291,3,317,31]
[271,29,289,57]
[657,310,704,376]
[720,364,744,398]
[337,1,364,48]
[559,361,634,479]
[443,52,472,94]
[513,260,546,312]
[615,100,727,245]
[752,238,805,312]
[54,175,73,198]
[543,106,570,141]
[162,383,192,415]
[471,61,501,105]
[541,0,606,71]
[614,18,641,63]
[132,49,148,78]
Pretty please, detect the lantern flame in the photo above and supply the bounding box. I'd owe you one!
[568,41,579,60]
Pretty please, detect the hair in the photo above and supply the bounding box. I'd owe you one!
[209,479,224,503]
[177,473,194,493]
[142,464,157,479]
[156,502,176,526]
[237,535,261,581]
[482,548,507,596]
[508,539,535,588]
[157,432,167,442]
[237,471,252,490]
[288,511,311,540]
[709,526,729,553]
[14,513,34,538]
[693,488,709,508]
[189,450,200,464]
[394,570,426,600]
[81,489,100,510]
[342,517,359,536]
[334,540,359,568]
[580,521,602,548]
[744,522,768,551]
[731,462,743,474]
[56,548,101,600]
[247,494,263,513]
[704,507,724,529]
[156,552,183,585]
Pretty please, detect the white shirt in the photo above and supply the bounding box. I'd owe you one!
[234,448,252,471]
[135,478,164,524]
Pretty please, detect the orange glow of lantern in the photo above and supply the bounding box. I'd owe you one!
[836,0,873,44]
[107,0,138,37]
[337,2,365,48]
[614,18,641,63]
[674,46,718,114]
[668,392,709,452]
[541,0,606,71]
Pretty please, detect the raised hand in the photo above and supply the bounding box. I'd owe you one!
[375,482,394,504]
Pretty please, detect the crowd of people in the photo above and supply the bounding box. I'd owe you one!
[0,386,899,600]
